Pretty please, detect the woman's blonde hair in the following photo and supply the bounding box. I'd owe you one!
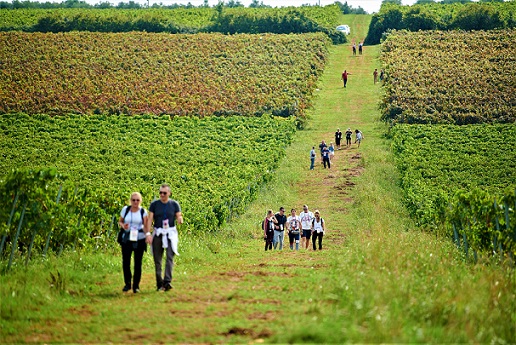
[130,192,142,203]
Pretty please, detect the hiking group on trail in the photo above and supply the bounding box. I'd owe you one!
[118,184,182,293]
[344,42,386,89]
[263,205,325,252]
[311,128,364,170]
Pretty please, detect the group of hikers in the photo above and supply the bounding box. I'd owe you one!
[342,42,386,88]
[310,128,364,170]
[118,185,329,293]
[117,42,372,293]
[263,205,325,252]
[342,68,385,88]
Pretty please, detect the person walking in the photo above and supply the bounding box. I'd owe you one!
[145,184,183,292]
[358,41,363,55]
[373,68,378,84]
[352,43,356,56]
[299,205,314,250]
[310,146,316,170]
[322,145,331,169]
[273,207,287,250]
[355,129,364,148]
[345,128,353,148]
[342,70,351,88]
[329,142,335,160]
[318,140,327,164]
[379,69,385,83]
[263,209,276,251]
[118,192,148,293]
[335,128,342,150]
[287,208,301,250]
[311,210,325,251]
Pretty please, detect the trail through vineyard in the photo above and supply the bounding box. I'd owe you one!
[122,35,384,342]
[8,16,391,344]
[104,19,386,342]
[4,14,514,344]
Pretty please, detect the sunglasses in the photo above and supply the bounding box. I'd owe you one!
[159,191,167,195]
[131,199,140,202]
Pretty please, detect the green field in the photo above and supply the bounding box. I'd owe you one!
[391,124,516,226]
[0,12,515,344]
[382,29,516,257]
[0,113,296,254]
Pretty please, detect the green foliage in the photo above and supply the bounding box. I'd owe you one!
[48,270,66,294]
[380,29,516,124]
[451,2,505,30]
[0,32,329,118]
[447,188,516,257]
[206,7,346,44]
[0,114,296,262]
[0,6,345,42]
[391,124,516,255]
[365,1,516,44]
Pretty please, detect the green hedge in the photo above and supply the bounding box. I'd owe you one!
[0,6,346,44]
[365,2,516,45]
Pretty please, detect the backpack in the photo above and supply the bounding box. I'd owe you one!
[117,206,145,244]
[312,218,324,231]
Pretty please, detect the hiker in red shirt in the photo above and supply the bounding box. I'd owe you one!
[342,70,351,88]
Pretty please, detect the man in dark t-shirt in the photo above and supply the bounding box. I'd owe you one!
[146,183,183,292]
[322,146,331,169]
[273,207,287,250]
[335,129,343,150]
[319,140,327,164]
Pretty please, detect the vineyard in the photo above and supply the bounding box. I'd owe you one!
[0,32,329,118]
[366,1,516,44]
[382,29,516,258]
[391,124,516,257]
[380,29,516,125]
[0,114,296,263]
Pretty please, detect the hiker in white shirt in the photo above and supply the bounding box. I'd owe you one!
[311,210,326,251]
[299,204,314,250]
[287,208,302,250]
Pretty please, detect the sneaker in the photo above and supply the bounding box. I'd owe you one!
[122,285,131,292]
[133,288,140,293]
[157,286,165,292]
[164,283,172,292]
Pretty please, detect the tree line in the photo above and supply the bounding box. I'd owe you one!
[1,0,365,13]
[366,1,516,44]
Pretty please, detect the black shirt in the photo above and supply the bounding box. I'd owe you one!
[274,213,287,231]
[319,142,327,154]
[149,199,181,228]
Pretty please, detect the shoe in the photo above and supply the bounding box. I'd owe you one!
[164,283,172,292]
[133,288,140,293]
[157,286,165,291]
[122,285,131,292]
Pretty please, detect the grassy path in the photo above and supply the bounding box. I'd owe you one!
[2,16,514,344]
